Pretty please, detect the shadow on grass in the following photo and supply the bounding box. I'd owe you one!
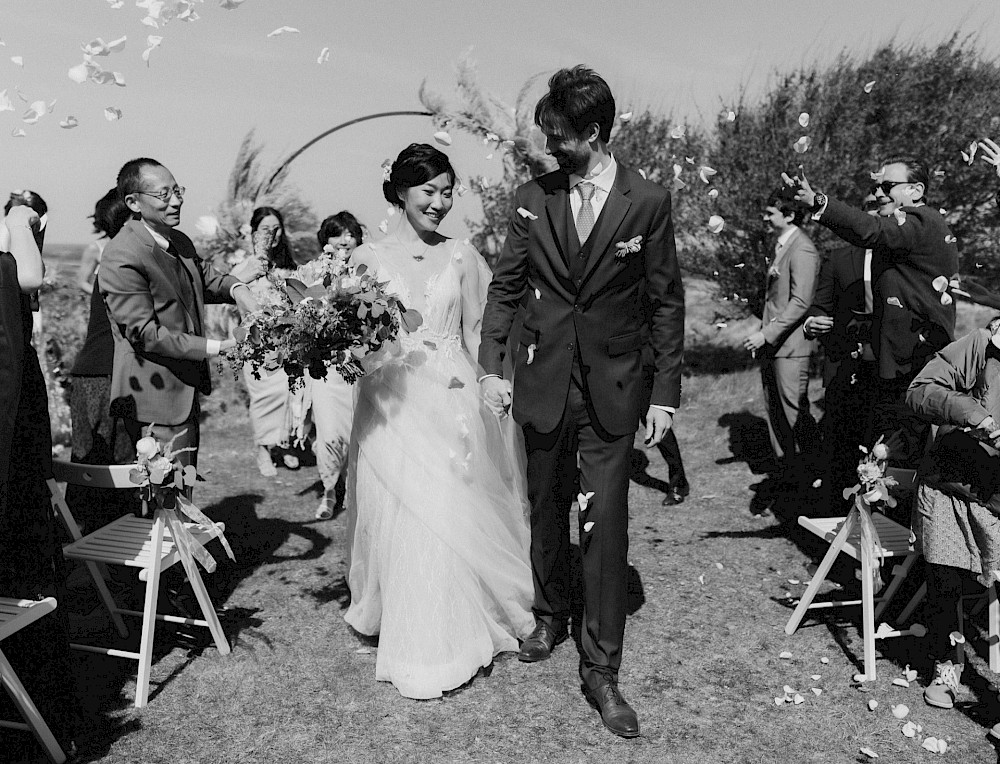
[683,344,755,376]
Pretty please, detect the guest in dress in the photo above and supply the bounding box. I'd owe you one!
[233,206,302,477]
[344,143,533,698]
[311,211,362,520]
[0,203,80,757]
[68,189,134,529]
[906,320,1000,711]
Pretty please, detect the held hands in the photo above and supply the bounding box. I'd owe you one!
[644,407,672,448]
[481,376,512,418]
[780,166,817,209]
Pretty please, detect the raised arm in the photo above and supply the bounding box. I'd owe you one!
[4,206,44,293]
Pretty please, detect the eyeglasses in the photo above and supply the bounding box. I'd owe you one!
[873,180,908,196]
[137,186,185,202]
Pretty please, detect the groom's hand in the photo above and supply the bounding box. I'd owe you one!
[644,407,672,448]
[481,376,512,417]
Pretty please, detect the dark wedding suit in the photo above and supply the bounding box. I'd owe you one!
[817,200,958,465]
[100,219,241,465]
[479,162,684,688]
[803,244,878,505]
[758,227,819,463]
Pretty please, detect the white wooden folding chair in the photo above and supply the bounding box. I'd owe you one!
[48,460,231,708]
[785,467,920,680]
[0,597,67,763]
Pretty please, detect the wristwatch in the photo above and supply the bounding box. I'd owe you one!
[810,193,828,213]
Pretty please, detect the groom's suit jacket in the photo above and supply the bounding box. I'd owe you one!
[479,164,685,436]
[100,219,240,426]
[759,226,819,359]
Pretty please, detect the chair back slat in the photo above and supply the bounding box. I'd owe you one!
[51,460,137,489]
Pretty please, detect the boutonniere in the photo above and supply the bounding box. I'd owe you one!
[768,265,781,279]
[614,235,643,261]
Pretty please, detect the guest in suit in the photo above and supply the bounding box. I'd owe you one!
[743,187,820,472]
[784,157,959,467]
[100,158,261,470]
[803,191,884,507]
[479,66,685,737]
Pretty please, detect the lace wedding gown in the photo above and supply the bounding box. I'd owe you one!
[344,241,533,699]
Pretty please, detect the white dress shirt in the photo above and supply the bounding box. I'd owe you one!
[569,155,618,223]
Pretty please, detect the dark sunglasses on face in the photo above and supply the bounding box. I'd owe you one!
[873,180,908,196]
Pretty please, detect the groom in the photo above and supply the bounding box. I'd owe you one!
[479,65,685,737]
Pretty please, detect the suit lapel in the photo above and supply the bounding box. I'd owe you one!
[771,228,797,275]
[133,222,199,332]
[578,168,632,286]
[544,174,574,278]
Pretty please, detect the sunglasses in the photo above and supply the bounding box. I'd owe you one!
[872,180,908,196]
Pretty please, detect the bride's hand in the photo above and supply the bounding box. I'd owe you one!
[481,376,512,418]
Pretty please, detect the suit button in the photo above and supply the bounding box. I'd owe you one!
[575,279,582,287]
[567,342,574,351]
[573,304,581,312]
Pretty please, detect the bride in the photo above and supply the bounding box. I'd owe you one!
[344,143,534,698]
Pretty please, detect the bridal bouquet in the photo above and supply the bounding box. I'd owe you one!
[129,428,235,573]
[228,252,421,387]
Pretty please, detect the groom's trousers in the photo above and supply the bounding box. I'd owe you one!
[522,364,633,689]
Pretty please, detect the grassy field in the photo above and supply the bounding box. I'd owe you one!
[5,273,1000,763]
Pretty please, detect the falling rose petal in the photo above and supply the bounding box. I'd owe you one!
[59,116,79,129]
[715,562,724,570]
[534,288,541,300]
[811,688,822,696]
[812,479,822,488]
[961,140,978,165]
[104,106,122,121]
[820,657,829,664]
[583,521,595,532]
[433,130,452,146]
[949,630,966,646]
[708,215,725,234]
[708,188,719,199]
[886,296,902,308]
[940,292,953,306]
[485,153,493,160]
[934,168,946,178]
[669,124,685,140]
[859,747,878,759]
[798,112,810,128]
[107,0,124,7]
[0,90,12,111]
[577,491,595,511]
[142,35,163,65]
[697,574,705,585]
[517,207,538,221]
[317,47,330,64]
[726,110,736,122]
[107,35,127,53]
[893,209,906,226]
[68,62,90,83]
[891,704,909,719]
[619,111,633,122]
[637,169,647,180]
[21,100,50,124]
[891,678,909,688]
[863,80,876,94]
[11,128,26,137]
[526,343,536,365]
[715,322,727,329]
[787,579,800,584]
[944,234,956,244]
[219,0,246,8]
[793,135,812,154]
[377,219,388,234]
[454,182,467,197]
[685,157,695,165]
[698,165,717,184]
[868,699,878,711]
[141,16,159,28]
[478,177,490,192]
[778,651,793,660]
[267,26,301,37]
[112,72,126,87]
[734,263,745,269]
[10,55,24,67]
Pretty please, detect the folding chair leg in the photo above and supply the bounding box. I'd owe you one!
[786,512,857,635]
[990,584,1000,673]
[0,649,66,763]
[897,582,926,624]
[873,553,917,621]
[134,513,166,709]
[176,548,230,656]
[860,541,877,681]
[84,561,129,639]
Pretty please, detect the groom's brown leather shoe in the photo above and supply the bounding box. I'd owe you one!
[517,622,568,662]
[585,677,640,738]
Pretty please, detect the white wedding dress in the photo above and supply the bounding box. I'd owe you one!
[344,241,534,699]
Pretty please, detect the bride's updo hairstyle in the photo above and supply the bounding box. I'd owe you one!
[383,143,457,209]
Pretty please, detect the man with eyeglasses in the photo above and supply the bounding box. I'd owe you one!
[784,156,959,467]
[100,157,262,471]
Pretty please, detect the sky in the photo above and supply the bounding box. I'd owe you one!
[1,0,999,245]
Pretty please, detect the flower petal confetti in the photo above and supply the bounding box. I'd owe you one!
[267,26,301,38]
[792,693,804,705]
[949,630,966,646]
[619,111,633,122]
[583,521,595,532]
[810,688,822,696]
[0,90,14,112]
[893,209,906,226]
[68,63,90,83]
[859,747,878,759]
[810,674,821,681]
[142,35,163,66]
[377,219,388,234]
[778,651,793,660]
[944,234,956,244]
[798,112,810,128]
[886,297,902,308]
[961,140,978,165]
[891,704,909,719]
[669,124,685,139]
[526,343,536,365]
[317,47,330,64]
[698,165,717,184]
[792,136,812,154]
[820,657,829,664]
[11,128,26,138]
[903,666,918,682]
[863,80,876,94]
[534,288,541,300]
[219,0,246,8]
[891,678,910,688]
[433,131,452,146]
[868,699,878,711]
[921,737,946,754]
[10,55,23,67]
[22,100,52,125]
[577,491,595,511]
[708,215,725,234]
[708,188,719,199]
[811,479,822,488]
[107,0,124,6]
[517,207,538,221]
[901,721,918,738]
[726,110,736,122]
[104,106,123,121]
[59,116,79,129]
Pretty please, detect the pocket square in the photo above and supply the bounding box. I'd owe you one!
[614,235,643,260]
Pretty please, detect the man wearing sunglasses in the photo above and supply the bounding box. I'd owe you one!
[802,190,886,507]
[100,157,262,472]
[784,157,959,467]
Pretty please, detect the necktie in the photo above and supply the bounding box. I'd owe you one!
[575,182,596,244]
